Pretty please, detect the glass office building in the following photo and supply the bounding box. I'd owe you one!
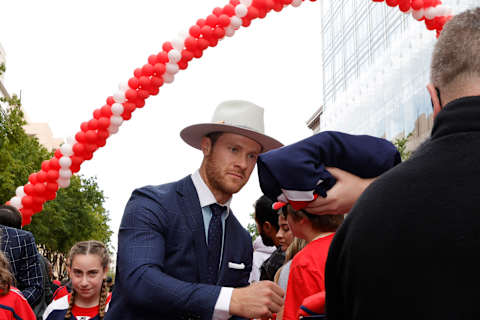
[309,0,477,147]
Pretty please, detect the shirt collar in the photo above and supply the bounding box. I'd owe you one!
[191,170,232,210]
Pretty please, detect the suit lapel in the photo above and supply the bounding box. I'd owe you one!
[177,176,210,283]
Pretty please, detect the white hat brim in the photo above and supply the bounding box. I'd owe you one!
[180,123,283,152]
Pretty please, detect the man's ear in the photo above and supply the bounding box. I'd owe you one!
[263,221,272,232]
[427,83,442,117]
[200,136,212,156]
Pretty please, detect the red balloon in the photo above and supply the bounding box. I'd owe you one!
[71,156,83,167]
[54,149,63,159]
[273,2,283,11]
[209,39,219,47]
[218,15,231,27]
[398,0,410,12]
[196,18,206,27]
[75,131,87,143]
[425,18,436,30]
[123,102,136,114]
[385,0,398,7]
[80,121,89,132]
[411,0,424,10]
[70,164,81,173]
[32,203,43,213]
[153,63,166,76]
[46,170,59,182]
[133,68,143,78]
[88,119,99,130]
[151,76,164,88]
[206,14,219,27]
[41,160,50,172]
[201,26,213,39]
[21,215,32,226]
[128,77,139,89]
[122,112,132,121]
[149,88,160,96]
[193,50,203,59]
[139,76,151,89]
[135,98,146,108]
[125,89,137,101]
[73,143,86,156]
[178,61,189,70]
[46,182,59,193]
[85,143,97,154]
[162,42,173,52]
[137,89,150,100]
[423,0,433,8]
[97,138,107,147]
[214,27,226,39]
[182,50,194,62]
[45,191,57,201]
[37,171,47,183]
[97,130,110,141]
[230,0,240,5]
[106,96,115,106]
[222,4,235,16]
[93,109,102,120]
[34,184,46,196]
[86,130,98,144]
[185,37,197,51]
[21,208,34,217]
[28,173,38,185]
[242,19,252,28]
[101,105,113,117]
[142,64,154,77]
[83,152,94,161]
[247,7,259,20]
[258,8,267,19]
[49,158,61,170]
[189,25,201,38]
[213,7,223,17]
[253,0,267,8]
[98,117,110,129]
[22,196,34,208]
[148,54,158,65]
[198,39,209,50]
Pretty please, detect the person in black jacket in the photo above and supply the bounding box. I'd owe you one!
[324,7,480,320]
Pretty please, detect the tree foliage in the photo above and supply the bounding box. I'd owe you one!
[247,212,259,241]
[1,88,112,275]
[393,133,413,161]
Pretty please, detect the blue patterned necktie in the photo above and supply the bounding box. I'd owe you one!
[207,203,225,284]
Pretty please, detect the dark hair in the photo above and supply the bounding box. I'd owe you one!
[282,204,343,232]
[0,251,14,296]
[0,205,22,229]
[206,132,224,147]
[254,195,279,230]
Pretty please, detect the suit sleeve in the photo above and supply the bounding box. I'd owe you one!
[116,190,221,318]
[18,232,43,306]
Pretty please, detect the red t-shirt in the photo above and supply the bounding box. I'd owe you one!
[283,234,334,320]
[70,292,112,320]
[0,287,36,320]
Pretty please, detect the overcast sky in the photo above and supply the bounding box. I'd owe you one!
[0,0,322,251]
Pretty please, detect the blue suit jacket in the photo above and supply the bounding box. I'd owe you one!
[0,225,43,306]
[106,176,253,320]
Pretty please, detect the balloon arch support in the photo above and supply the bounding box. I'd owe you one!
[6,0,453,225]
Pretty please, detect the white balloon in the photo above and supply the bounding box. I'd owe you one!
[16,186,25,198]
[57,178,71,189]
[113,91,126,103]
[59,169,72,179]
[59,156,72,169]
[118,81,129,92]
[230,16,242,29]
[108,125,119,134]
[168,49,182,63]
[291,0,302,7]
[60,143,73,157]
[172,37,185,51]
[110,115,124,127]
[235,4,248,18]
[10,196,23,209]
[163,73,175,84]
[225,26,235,37]
[412,9,424,21]
[240,0,252,6]
[424,7,436,20]
[166,63,179,75]
[111,103,124,115]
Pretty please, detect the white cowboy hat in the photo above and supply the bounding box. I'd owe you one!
[180,100,283,152]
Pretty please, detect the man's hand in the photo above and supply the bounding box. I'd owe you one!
[304,167,376,215]
[229,281,284,318]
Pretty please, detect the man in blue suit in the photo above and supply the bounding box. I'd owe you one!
[106,100,285,320]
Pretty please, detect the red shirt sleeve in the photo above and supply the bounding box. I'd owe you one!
[13,290,36,320]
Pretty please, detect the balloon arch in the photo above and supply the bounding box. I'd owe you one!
[6,0,453,225]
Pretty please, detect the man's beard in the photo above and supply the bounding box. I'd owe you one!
[259,229,275,247]
[205,155,246,195]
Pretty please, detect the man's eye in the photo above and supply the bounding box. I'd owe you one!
[248,154,258,160]
[230,147,238,153]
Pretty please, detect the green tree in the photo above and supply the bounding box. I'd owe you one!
[247,212,259,241]
[1,83,112,276]
[393,133,413,161]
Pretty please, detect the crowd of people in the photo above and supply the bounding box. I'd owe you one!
[1,6,479,320]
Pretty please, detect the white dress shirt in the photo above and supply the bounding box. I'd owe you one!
[191,170,234,320]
